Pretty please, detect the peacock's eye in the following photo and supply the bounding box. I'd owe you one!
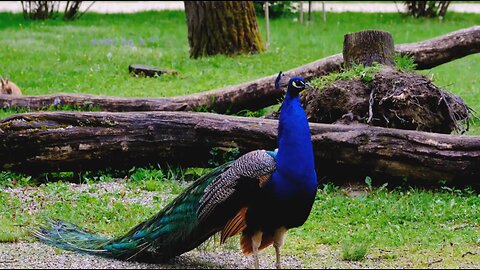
[292,80,305,89]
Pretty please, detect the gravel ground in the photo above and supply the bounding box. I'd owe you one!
[0,241,304,269]
[2,241,479,269]
[2,180,166,215]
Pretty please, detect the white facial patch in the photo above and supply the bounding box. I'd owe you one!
[292,80,305,89]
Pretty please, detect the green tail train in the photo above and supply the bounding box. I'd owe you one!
[34,162,233,262]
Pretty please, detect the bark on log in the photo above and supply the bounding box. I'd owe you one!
[0,26,478,113]
[343,30,395,68]
[1,111,479,185]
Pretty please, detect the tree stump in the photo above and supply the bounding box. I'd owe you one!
[300,30,471,134]
[343,30,395,68]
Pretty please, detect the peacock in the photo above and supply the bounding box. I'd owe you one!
[34,73,318,269]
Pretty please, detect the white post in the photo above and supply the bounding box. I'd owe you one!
[264,1,270,49]
[299,1,304,25]
[322,1,326,24]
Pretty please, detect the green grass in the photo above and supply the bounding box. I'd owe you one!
[309,63,381,90]
[291,184,480,250]
[284,183,480,267]
[0,168,191,239]
[0,217,22,243]
[341,238,370,261]
[0,11,479,133]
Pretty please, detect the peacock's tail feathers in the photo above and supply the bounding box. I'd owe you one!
[34,161,234,262]
[33,219,110,254]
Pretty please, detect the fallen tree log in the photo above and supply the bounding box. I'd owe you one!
[1,111,479,185]
[1,26,478,114]
[396,25,480,70]
[0,53,342,114]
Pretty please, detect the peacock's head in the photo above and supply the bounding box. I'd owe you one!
[275,71,312,96]
[287,76,310,96]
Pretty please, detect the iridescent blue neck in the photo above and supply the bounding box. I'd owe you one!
[275,91,316,188]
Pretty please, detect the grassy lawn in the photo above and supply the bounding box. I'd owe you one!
[0,10,479,268]
[0,11,479,132]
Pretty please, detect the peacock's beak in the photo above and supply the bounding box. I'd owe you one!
[304,82,313,91]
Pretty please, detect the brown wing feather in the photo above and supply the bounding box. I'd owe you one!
[221,207,248,244]
[258,174,271,188]
[197,150,276,221]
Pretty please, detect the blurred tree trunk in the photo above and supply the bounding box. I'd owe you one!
[184,1,265,59]
[404,1,451,18]
[20,1,59,20]
[20,1,92,20]
[63,1,83,20]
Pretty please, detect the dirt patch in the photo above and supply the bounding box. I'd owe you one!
[301,67,471,134]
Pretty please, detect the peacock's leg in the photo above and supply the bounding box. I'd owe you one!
[251,231,263,269]
[273,227,287,269]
